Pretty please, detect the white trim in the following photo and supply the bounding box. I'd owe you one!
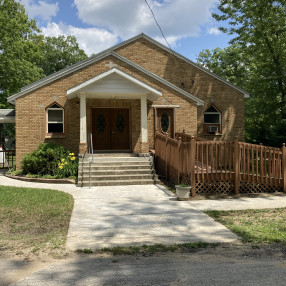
[67,68,162,98]
[141,95,148,143]
[204,107,221,124]
[46,105,64,133]
[80,93,87,143]
[152,105,179,108]
[113,53,204,106]
[8,50,203,106]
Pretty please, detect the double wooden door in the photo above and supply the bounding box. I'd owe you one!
[92,108,130,150]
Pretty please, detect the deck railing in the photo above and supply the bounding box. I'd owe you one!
[155,132,286,196]
[0,149,16,169]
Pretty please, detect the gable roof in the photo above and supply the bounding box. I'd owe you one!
[7,33,248,104]
[114,33,250,98]
[67,67,162,102]
[7,50,204,106]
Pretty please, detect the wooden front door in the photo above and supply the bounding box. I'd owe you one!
[92,108,130,150]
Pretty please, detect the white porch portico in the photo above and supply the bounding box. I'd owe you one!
[67,68,162,154]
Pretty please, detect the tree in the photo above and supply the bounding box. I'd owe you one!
[41,35,87,76]
[0,0,44,108]
[197,44,250,89]
[197,0,286,147]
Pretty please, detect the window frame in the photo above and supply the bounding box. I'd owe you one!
[46,103,64,134]
[203,105,221,134]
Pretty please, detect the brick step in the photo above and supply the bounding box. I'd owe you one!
[78,169,153,177]
[79,157,151,163]
[80,161,151,167]
[80,174,155,181]
[80,179,155,187]
[80,165,152,171]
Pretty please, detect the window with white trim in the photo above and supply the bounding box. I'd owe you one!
[204,105,221,133]
[46,103,64,133]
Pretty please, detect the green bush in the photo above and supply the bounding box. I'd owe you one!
[21,143,78,178]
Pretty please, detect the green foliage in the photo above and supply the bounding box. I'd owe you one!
[57,152,78,178]
[197,0,286,147]
[0,1,87,109]
[0,0,45,108]
[21,143,78,178]
[41,35,87,76]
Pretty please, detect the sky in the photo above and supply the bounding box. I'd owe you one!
[20,0,233,61]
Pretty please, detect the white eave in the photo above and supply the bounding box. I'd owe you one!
[67,68,162,102]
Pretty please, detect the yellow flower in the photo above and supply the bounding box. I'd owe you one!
[61,158,65,162]
[59,165,63,169]
[69,153,74,156]
[65,161,68,165]
[70,156,76,161]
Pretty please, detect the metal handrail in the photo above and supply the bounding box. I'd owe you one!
[88,133,94,189]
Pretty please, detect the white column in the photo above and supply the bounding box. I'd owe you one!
[80,93,87,143]
[141,95,148,143]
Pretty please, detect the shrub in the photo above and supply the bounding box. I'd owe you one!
[57,153,78,178]
[21,143,78,178]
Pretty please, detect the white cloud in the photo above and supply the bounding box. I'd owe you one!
[73,0,218,42]
[21,0,59,21]
[208,27,221,36]
[41,22,118,56]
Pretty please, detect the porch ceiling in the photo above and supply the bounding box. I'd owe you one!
[0,109,15,123]
[67,68,162,102]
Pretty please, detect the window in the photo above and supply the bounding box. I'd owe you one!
[204,105,221,133]
[46,103,64,133]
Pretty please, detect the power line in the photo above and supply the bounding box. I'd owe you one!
[144,0,177,58]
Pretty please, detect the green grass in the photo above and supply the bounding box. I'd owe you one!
[0,185,74,254]
[205,208,286,244]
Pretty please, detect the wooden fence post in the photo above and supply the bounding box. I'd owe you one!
[190,136,196,197]
[233,137,240,195]
[282,143,286,193]
[177,137,182,184]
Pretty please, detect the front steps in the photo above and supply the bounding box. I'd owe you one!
[78,154,158,187]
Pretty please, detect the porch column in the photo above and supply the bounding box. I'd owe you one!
[140,94,149,154]
[79,92,87,154]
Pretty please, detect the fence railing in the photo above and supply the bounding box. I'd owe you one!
[0,149,16,169]
[155,132,286,196]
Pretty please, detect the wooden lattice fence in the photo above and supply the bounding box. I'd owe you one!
[155,132,286,196]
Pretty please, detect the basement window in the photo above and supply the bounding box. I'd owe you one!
[46,103,64,133]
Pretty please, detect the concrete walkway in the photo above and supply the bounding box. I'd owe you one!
[1,173,286,250]
[1,173,286,285]
[0,173,239,250]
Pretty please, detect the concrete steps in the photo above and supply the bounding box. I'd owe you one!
[78,155,158,187]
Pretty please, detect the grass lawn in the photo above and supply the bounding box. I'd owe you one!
[205,208,286,244]
[0,185,73,256]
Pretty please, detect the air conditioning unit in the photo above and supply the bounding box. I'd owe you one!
[208,126,218,133]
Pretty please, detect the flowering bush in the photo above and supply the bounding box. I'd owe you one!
[57,153,78,178]
[21,143,78,179]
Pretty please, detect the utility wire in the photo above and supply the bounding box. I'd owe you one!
[144,0,177,58]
